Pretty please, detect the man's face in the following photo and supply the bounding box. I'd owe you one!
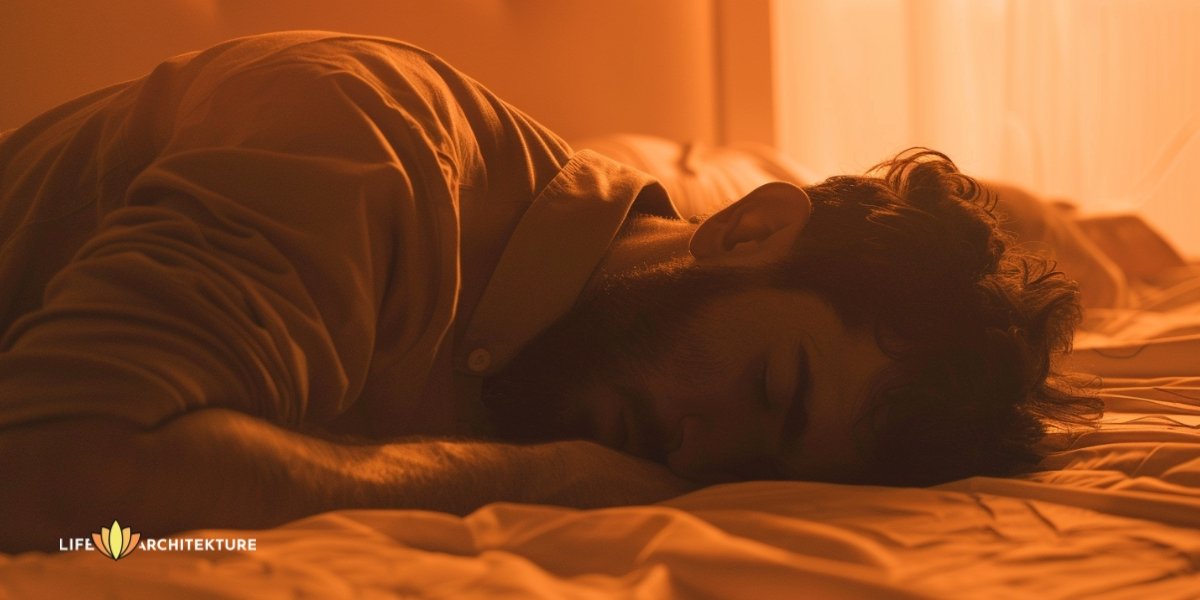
[482,257,893,483]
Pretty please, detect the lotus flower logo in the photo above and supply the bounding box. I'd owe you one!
[92,520,140,560]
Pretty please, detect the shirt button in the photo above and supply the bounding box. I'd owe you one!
[467,348,492,373]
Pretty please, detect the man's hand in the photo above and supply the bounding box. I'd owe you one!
[0,409,698,553]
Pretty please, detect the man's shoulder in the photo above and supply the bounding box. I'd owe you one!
[182,31,454,91]
[225,31,442,67]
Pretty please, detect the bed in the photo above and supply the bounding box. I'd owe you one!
[2,133,1198,599]
[5,2,1200,594]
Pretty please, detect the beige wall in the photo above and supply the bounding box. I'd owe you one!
[0,0,719,143]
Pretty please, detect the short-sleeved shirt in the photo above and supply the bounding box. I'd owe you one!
[0,31,674,436]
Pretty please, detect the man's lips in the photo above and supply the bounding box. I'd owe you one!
[615,401,670,463]
[619,405,652,458]
[623,410,692,466]
[605,386,689,465]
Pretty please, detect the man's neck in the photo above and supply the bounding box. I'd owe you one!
[590,216,695,284]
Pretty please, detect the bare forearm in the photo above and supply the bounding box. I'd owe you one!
[144,410,691,516]
[3,409,533,548]
[2,409,693,552]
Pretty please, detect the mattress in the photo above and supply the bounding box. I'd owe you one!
[2,139,1198,599]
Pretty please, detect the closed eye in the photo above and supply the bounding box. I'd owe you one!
[780,343,812,446]
[759,358,772,410]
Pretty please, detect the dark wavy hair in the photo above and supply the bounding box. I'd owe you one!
[770,148,1101,486]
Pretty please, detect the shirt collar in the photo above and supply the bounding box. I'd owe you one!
[455,149,675,378]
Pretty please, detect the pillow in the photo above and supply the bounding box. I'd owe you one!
[572,134,817,219]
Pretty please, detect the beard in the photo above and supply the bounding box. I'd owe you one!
[480,256,765,445]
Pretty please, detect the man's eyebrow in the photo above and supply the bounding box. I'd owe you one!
[779,339,812,447]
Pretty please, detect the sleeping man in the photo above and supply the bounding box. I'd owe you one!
[0,32,1097,551]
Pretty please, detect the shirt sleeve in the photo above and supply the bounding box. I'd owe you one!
[0,45,464,429]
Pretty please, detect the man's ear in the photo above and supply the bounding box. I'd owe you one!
[689,182,813,265]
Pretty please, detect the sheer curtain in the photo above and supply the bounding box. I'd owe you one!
[766,0,1200,255]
